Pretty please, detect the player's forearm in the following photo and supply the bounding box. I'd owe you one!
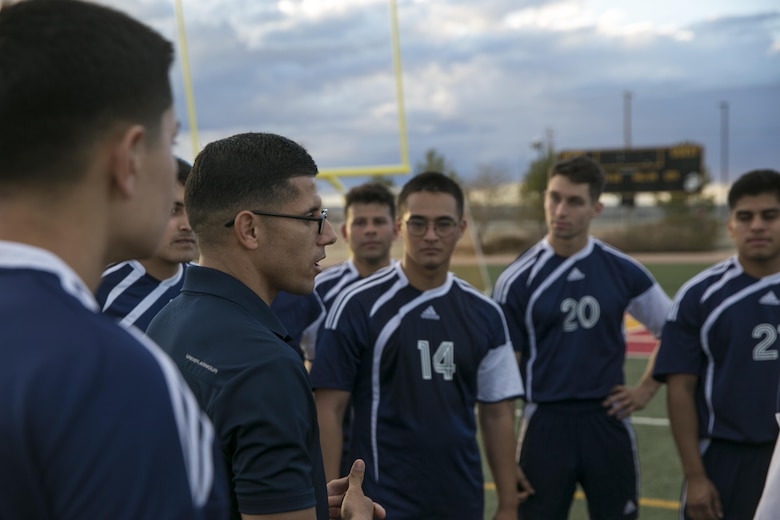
[635,345,661,397]
[315,389,351,481]
[666,375,707,479]
[318,412,345,481]
[478,400,520,511]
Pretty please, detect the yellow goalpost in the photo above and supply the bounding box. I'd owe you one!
[173,0,410,192]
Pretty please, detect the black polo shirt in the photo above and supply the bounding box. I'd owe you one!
[148,265,327,520]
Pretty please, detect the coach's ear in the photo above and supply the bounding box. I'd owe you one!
[109,124,147,198]
[229,210,262,251]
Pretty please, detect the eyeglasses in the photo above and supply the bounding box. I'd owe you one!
[405,217,459,238]
[224,208,329,234]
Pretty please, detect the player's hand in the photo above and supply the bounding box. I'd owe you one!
[516,465,535,504]
[684,474,723,520]
[603,384,653,419]
[326,459,386,520]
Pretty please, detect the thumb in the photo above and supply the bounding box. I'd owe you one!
[348,459,366,489]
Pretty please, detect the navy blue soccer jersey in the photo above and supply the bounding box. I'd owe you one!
[0,242,227,519]
[654,256,780,444]
[493,237,671,403]
[311,263,522,518]
[95,260,189,331]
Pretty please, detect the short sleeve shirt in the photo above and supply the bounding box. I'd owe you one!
[311,263,522,518]
[148,265,328,519]
[493,237,671,402]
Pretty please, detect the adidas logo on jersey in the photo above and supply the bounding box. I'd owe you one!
[759,291,780,305]
[420,305,440,320]
[623,500,637,515]
[566,267,585,281]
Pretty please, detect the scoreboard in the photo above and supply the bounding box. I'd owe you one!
[558,144,704,193]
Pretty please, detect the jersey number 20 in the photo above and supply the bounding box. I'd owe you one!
[561,296,601,332]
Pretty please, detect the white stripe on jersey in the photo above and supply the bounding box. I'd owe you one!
[493,241,547,303]
[117,264,184,328]
[320,261,360,303]
[127,327,216,507]
[668,258,735,321]
[326,266,397,329]
[700,260,742,305]
[370,277,408,317]
[102,260,146,310]
[0,241,98,311]
[522,244,592,403]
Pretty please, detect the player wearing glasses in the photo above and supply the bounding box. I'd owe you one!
[147,132,384,520]
[311,171,531,519]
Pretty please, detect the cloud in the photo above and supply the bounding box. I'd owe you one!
[99,0,779,183]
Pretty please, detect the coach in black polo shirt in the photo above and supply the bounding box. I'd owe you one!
[148,133,382,520]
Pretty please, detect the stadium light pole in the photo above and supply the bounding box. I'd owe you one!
[720,101,729,187]
[623,90,632,148]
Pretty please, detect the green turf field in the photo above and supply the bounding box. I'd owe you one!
[452,261,713,520]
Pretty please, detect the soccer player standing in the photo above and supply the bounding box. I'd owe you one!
[312,171,529,519]
[493,155,671,519]
[655,169,780,519]
[0,1,227,517]
[96,157,198,331]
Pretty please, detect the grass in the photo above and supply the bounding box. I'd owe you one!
[450,260,713,519]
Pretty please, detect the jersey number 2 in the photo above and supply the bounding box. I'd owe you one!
[417,340,456,380]
[752,323,780,361]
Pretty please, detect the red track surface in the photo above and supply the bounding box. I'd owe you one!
[625,315,658,357]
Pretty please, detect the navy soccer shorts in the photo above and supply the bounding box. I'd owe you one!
[517,399,639,520]
[681,438,774,519]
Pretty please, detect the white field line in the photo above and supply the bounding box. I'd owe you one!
[512,408,669,427]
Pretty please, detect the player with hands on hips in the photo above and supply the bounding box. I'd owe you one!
[493,155,671,519]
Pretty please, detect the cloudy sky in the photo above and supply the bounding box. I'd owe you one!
[105,0,779,189]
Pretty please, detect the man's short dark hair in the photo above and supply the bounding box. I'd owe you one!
[176,158,192,186]
[549,156,607,203]
[345,182,396,220]
[398,171,464,218]
[186,132,319,239]
[0,0,174,187]
[727,169,780,209]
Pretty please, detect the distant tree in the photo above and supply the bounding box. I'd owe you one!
[370,175,395,187]
[415,148,459,181]
[521,150,556,226]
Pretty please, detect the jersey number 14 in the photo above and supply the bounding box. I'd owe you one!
[417,340,456,380]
